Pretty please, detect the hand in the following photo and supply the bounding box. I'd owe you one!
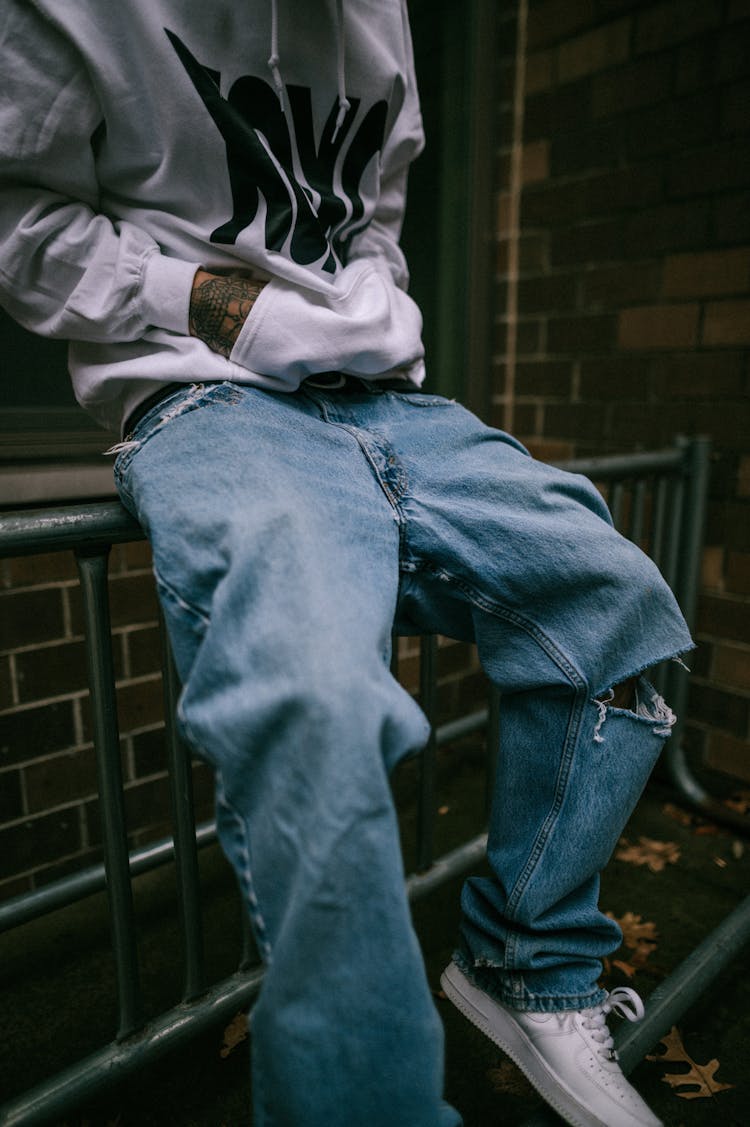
[189,269,266,357]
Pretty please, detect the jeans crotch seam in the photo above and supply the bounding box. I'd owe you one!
[413,562,587,689]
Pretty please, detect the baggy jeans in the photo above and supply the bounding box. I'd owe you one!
[114,379,693,1127]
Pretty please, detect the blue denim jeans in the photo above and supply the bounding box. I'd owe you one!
[114,380,692,1127]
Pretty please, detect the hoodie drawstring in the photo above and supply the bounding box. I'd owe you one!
[268,1,350,139]
[331,0,351,142]
[268,0,285,110]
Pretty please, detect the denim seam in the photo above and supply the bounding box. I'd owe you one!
[405,561,594,970]
[408,560,587,689]
[179,724,274,967]
[153,567,211,627]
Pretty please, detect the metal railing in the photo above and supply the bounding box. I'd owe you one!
[1,435,748,1127]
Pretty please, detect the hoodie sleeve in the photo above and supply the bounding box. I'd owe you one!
[0,2,198,344]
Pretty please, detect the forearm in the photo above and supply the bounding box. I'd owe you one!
[189,270,266,357]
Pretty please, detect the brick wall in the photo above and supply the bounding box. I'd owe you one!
[495,0,750,780]
[0,543,215,901]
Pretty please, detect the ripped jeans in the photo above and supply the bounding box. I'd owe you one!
[114,380,692,1127]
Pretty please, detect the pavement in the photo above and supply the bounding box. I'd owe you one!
[1,739,748,1126]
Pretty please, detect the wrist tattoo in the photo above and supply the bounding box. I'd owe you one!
[189,275,265,358]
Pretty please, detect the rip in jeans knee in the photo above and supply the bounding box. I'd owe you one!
[592,677,677,743]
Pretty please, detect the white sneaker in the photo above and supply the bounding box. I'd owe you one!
[440,962,662,1127]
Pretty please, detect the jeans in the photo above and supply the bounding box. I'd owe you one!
[114,379,692,1127]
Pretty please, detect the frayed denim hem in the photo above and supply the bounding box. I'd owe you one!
[451,950,607,1014]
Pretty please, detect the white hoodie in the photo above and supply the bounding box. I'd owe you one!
[0,0,425,434]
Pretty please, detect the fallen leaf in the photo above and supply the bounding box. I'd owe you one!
[611,958,638,978]
[220,1010,249,1059]
[723,790,750,815]
[615,837,681,872]
[646,1026,735,1100]
[661,802,693,827]
[732,839,745,860]
[487,1059,534,1096]
[713,856,727,868]
[604,912,658,978]
[438,805,450,816]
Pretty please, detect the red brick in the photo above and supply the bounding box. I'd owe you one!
[701,546,725,591]
[518,273,579,313]
[668,141,750,199]
[0,768,23,822]
[131,727,168,779]
[550,219,624,266]
[591,54,672,119]
[736,455,750,499]
[0,809,80,880]
[550,120,625,177]
[716,26,750,82]
[712,643,750,692]
[527,0,596,49]
[721,79,750,136]
[494,316,545,357]
[583,261,662,308]
[578,356,652,400]
[634,0,721,55]
[522,140,550,185]
[662,248,750,298]
[515,361,574,398]
[715,193,750,244]
[674,37,717,94]
[706,501,750,554]
[126,625,164,678]
[704,731,750,783]
[115,675,164,734]
[727,553,750,595]
[689,680,749,737]
[618,304,700,349]
[525,438,576,462]
[650,351,745,399]
[728,0,750,21]
[24,747,98,814]
[0,700,77,768]
[557,18,631,83]
[540,401,615,441]
[0,588,66,652]
[2,552,77,590]
[697,593,750,644]
[14,640,88,705]
[0,656,13,710]
[524,82,592,144]
[525,49,556,95]
[69,570,160,635]
[548,313,616,352]
[702,300,750,346]
[626,201,712,257]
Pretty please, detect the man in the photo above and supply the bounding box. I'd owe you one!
[1,3,692,1124]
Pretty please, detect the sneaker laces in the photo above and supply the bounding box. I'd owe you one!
[582,987,645,1062]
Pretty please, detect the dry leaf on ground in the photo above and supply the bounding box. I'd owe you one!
[604,911,658,978]
[661,802,720,835]
[723,790,750,816]
[487,1059,534,1097]
[220,1010,249,1059]
[615,836,681,872]
[646,1026,735,1100]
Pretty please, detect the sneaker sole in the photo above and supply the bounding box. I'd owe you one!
[441,963,610,1127]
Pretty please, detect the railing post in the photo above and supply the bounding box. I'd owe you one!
[75,546,142,1039]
